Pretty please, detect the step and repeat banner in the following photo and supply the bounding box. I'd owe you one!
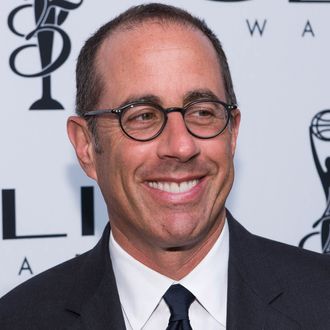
[1,0,330,297]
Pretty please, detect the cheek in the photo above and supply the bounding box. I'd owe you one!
[205,137,233,165]
[98,137,155,186]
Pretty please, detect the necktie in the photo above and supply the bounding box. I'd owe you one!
[163,284,195,330]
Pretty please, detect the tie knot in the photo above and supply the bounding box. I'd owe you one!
[163,284,195,322]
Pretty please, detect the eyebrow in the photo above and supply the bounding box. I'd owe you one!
[182,89,220,105]
[117,88,221,109]
[118,94,161,108]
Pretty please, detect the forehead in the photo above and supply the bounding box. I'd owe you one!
[95,21,224,106]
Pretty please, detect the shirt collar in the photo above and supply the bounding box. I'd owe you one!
[180,219,229,326]
[109,220,229,329]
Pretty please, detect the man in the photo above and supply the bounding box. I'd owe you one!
[1,3,330,329]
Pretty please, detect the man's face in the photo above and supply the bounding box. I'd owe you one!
[79,23,240,254]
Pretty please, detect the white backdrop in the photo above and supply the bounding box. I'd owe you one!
[1,0,330,297]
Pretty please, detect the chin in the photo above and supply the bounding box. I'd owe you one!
[161,234,200,251]
[157,220,207,248]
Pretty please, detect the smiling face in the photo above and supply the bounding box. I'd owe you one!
[71,21,240,262]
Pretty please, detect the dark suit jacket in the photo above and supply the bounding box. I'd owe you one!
[1,211,330,329]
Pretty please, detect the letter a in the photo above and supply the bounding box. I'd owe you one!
[18,257,33,275]
[302,20,315,37]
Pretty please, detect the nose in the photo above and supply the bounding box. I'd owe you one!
[156,112,200,162]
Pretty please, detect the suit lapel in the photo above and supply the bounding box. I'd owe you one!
[76,275,126,330]
[226,211,301,329]
[65,224,126,330]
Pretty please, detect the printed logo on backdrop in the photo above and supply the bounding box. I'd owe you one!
[2,187,95,239]
[8,0,83,110]
[299,110,330,253]
[205,0,328,38]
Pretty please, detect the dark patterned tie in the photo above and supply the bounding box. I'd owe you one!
[163,284,195,330]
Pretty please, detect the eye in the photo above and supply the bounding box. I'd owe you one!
[121,104,164,132]
[186,103,218,120]
[134,111,156,121]
[185,102,227,128]
[191,108,216,118]
[125,106,159,122]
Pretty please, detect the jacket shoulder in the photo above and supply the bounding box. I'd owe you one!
[0,252,90,328]
[227,212,330,327]
[0,224,113,329]
[253,231,330,279]
[227,211,330,283]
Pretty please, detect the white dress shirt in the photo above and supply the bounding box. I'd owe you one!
[109,220,229,330]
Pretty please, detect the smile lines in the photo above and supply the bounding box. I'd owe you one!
[147,179,199,193]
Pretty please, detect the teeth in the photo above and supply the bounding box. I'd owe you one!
[147,179,199,193]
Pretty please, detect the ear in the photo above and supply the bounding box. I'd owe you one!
[229,109,241,156]
[67,116,98,181]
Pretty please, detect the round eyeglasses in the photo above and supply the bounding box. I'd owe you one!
[83,99,237,142]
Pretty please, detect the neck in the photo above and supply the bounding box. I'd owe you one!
[111,214,225,280]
